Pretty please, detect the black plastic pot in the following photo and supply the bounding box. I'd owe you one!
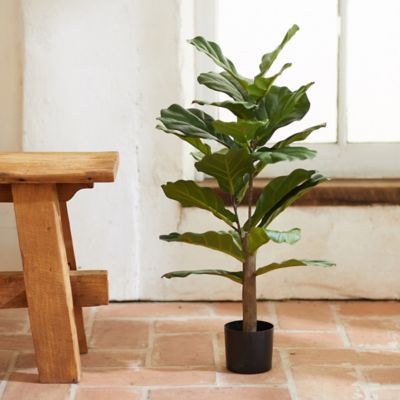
[224,320,274,374]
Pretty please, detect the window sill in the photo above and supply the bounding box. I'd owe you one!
[200,179,400,206]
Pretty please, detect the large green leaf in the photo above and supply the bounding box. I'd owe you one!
[257,84,313,144]
[259,172,327,228]
[253,147,317,169]
[160,231,244,261]
[156,125,211,155]
[162,180,237,226]
[257,25,299,77]
[248,63,292,101]
[248,227,301,253]
[189,36,249,87]
[193,100,257,120]
[213,120,268,144]
[158,104,214,140]
[273,123,326,149]
[195,148,254,195]
[256,258,335,277]
[197,71,248,101]
[158,104,234,148]
[162,269,243,284]
[245,169,320,229]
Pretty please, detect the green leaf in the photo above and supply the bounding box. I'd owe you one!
[257,25,299,77]
[260,172,327,228]
[193,100,257,120]
[158,104,215,140]
[213,120,268,144]
[273,123,326,149]
[197,71,248,101]
[253,147,317,169]
[156,124,211,155]
[189,36,248,87]
[162,268,243,284]
[162,180,237,226]
[160,231,244,261]
[248,227,301,254]
[248,63,292,101]
[256,258,335,277]
[245,169,323,229]
[257,84,313,144]
[157,104,234,148]
[195,148,254,195]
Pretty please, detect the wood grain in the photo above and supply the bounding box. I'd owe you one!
[60,201,88,354]
[0,152,119,183]
[0,270,108,309]
[12,183,81,383]
[0,183,94,203]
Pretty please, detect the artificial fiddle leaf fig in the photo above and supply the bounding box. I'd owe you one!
[162,269,243,284]
[253,146,317,167]
[158,104,234,148]
[248,227,301,254]
[162,180,236,227]
[248,63,292,101]
[212,120,268,144]
[256,259,335,277]
[189,37,249,87]
[247,169,316,229]
[160,231,244,261]
[257,83,313,144]
[197,71,248,101]
[258,172,326,228]
[156,124,211,155]
[195,148,254,195]
[273,123,326,149]
[158,26,334,333]
[256,25,299,78]
[193,100,257,120]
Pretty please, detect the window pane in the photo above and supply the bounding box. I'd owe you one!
[346,0,400,143]
[215,0,338,143]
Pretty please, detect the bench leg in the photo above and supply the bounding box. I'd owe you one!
[59,200,88,354]
[12,184,81,383]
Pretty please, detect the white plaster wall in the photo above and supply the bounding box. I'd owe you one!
[0,0,23,272]
[153,206,400,300]
[2,1,399,300]
[21,0,185,300]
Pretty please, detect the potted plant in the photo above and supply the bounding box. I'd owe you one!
[156,25,334,374]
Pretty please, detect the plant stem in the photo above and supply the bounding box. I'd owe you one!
[231,196,242,236]
[242,170,257,332]
[242,238,257,332]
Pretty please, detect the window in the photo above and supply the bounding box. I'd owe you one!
[194,0,400,178]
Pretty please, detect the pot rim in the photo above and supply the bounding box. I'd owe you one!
[224,320,274,333]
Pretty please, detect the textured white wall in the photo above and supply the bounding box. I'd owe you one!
[20,0,186,300]
[1,1,399,300]
[154,206,400,300]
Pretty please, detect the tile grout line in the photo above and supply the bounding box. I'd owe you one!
[68,383,78,400]
[353,366,374,400]
[145,321,155,368]
[212,332,222,386]
[278,349,298,400]
[85,307,97,344]
[267,302,279,328]
[330,304,351,348]
[0,352,19,399]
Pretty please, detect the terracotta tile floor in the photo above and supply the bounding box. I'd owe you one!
[0,301,399,400]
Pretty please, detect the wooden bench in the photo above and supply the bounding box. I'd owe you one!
[0,152,119,383]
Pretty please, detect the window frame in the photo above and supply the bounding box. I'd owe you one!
[192,0,400,180]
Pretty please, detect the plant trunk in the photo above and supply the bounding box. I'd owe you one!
[242,248,257,332]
